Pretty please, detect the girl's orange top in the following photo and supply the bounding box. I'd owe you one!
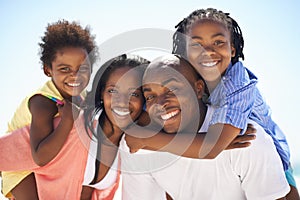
[0,113,120,200]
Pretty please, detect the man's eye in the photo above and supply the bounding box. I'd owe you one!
[145,95,154,101]
[130,92,140,97]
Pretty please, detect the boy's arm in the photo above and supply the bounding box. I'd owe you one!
[29,95,80,166]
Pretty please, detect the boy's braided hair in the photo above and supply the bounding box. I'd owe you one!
[172,8,244,64]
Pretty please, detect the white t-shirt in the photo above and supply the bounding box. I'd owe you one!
[120,106,290,200]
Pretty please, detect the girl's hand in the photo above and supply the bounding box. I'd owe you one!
[57,100,81,123]
[226,123,256,150]
[124,133,146,153]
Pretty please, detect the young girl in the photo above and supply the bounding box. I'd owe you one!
[1,19,97,199]
[0,54,149,200]
[126,8,299,199]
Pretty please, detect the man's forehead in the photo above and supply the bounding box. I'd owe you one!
[143,65,182,84]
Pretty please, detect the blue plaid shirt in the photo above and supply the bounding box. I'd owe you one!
[208,61,290,171]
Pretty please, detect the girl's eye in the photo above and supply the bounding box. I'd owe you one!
[78,65,91,73]
[190,42,202,48]
[214,40,225,46]
[60,67,70,72]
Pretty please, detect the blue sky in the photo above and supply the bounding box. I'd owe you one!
[1,0,300,180]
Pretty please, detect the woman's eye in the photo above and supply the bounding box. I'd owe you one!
[108,89,117,93]
[168,87,178,94]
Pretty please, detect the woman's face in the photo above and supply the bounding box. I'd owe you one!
[102,66,144,129]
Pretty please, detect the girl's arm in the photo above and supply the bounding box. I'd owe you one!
[125,124,252,159]
[29,94,80,166]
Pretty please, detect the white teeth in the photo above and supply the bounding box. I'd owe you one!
[161,110,179,120]
[67,82,81,87]
[201,61,218,67]
[113,109,130,116]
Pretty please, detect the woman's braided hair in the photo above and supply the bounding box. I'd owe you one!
[172,8,244,64]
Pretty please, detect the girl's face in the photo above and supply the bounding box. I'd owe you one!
[45,47,91,100]
[102,67,144,129]
[186,20,236,82]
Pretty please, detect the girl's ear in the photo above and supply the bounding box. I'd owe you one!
[194,79,205,99]
[231,45,236,58]
[43,65,52,77]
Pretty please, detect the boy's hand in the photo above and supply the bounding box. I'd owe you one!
[226,124,256,150]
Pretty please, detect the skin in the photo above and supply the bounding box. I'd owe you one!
[139,56,286,200]
[9,46,91,200]
[125,56,256,157]
[186,20,235,92]
[29,46,91,166]
[80,66,144,200]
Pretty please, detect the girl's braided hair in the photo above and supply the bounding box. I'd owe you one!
[172,8,244,64]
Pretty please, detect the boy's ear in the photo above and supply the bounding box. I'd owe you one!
[43,65,52,77]
[194,79,205,99]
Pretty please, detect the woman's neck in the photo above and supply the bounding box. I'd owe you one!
[101,115,123,146]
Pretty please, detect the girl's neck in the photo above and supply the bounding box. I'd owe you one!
[206,76,221,94]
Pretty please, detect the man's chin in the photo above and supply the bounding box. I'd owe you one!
[163,126,178,134]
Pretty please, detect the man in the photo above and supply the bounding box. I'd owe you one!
[120,54,289,200]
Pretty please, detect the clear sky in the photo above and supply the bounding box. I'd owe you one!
[1,0,300,182]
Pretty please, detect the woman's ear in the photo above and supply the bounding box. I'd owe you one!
[43,65,52,77]
[194,79,205,99]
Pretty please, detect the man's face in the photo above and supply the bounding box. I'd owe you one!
[143,60,201,134]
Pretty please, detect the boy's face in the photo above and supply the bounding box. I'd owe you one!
[45,47,91,100]
[186,20,236,82]
[102,67,144,129]
[143,59,202,134]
